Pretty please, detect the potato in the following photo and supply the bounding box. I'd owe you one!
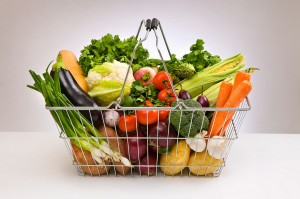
[160,140,190,175]
[98,125,131,175]
[70,142,111,175]
[188,151,224,176]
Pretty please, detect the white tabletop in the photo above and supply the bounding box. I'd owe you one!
[0,132,299,199]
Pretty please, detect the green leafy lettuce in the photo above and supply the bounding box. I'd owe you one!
[79,34,149,76]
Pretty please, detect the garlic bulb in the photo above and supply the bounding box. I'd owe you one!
[207,136,228,159]
[186,131,207,152]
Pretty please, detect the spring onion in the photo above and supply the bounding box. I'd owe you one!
[27,66,132,167]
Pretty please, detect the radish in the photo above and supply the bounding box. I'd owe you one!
[134,67,156,86]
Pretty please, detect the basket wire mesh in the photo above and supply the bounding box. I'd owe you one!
[46,18,251,177]
[48,98,250,177]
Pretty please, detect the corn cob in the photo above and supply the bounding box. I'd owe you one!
[175,54,245,98]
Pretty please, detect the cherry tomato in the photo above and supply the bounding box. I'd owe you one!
[159,108,170,122]
[158,89,176,105]
[136,110,159,125]
[153,71,173,90]
[118,115,138,133]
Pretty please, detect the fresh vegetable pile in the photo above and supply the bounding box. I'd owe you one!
[28,33,256,176]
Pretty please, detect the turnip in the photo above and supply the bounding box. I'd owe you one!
[134,67,156,86]
[135,152,157,176]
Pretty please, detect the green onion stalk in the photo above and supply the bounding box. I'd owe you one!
[27,63,132,167]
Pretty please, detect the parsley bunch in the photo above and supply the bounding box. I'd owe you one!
[121,80,166,107]
[182,39,221,72]
[79,34,149,76]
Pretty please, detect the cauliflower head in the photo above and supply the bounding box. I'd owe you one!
[86,60,135,106]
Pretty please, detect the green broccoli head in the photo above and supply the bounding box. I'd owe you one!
[170,99,209,137]
[173,63,196,80]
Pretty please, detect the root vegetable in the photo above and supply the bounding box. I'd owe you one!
[98,126,130,175]
[135,152,157,176]
[134,67,156,86]
[148,121,176,150]
[232,71,251,91]
[71,142,110,175]
[124,132,147,163]
[208,80,252,137]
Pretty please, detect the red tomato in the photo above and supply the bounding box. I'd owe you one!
[136,110,159,125]
[153,71,173,90]
[159,109,170,122]
[118,115,138,133]
[158,89,176,105]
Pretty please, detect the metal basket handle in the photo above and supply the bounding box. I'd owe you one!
[114,18,182,108]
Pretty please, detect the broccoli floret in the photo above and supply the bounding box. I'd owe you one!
[173,62,196,80]
[170,99,209,137]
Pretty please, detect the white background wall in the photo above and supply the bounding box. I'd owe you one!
[0,0,299,133]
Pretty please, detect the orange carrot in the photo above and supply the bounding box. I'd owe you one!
[232,71,251,91]
[208,81,232,137]
[216,81,233,108]
[219,71,251,135]
[208,80,252,137]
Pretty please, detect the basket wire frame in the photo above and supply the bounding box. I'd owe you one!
[50,97,250,177]
[46,18,251,177]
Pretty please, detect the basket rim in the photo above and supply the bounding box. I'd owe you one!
[46,97,251,111]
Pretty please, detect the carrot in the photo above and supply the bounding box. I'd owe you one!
[208,80,252,137]
[216,81,233,107]
[208,81,232,137]
[232,71,251,91]
[219,71,251,135]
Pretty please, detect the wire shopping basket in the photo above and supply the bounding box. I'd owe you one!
[45,18,251,177]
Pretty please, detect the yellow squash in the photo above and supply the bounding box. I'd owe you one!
[188,151,223,176]
[160,140,190,175]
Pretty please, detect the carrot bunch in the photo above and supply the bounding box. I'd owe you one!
[208,71,252,137]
